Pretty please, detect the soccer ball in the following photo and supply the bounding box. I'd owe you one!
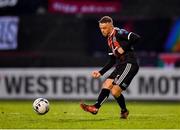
[33,98,49,115]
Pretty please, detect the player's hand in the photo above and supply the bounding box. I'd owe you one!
[117,47,125,54]
[91,71,101,78]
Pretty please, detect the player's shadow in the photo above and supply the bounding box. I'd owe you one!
[58,118,110,122]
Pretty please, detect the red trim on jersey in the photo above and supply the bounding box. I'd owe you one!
[107,29,121,48]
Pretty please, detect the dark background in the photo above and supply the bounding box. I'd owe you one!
[0,0,180,67]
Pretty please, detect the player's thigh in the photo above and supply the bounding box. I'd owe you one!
[114,63,139,90]
[105,66,125,90]
[111,85,123,97]
[102,78,114,89]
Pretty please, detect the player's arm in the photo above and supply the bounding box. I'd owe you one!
[92,51,116,78]
[111,39,125,54]
[117,29,140,43]
[116,29,141,51]
[92,48,116,78]
[127,31,140,44]
[92,54,116,78]
[98,54,116,76]
[117,47,124,54]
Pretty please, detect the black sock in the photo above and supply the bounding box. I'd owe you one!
[114,94,127,111]
[94,88,110,109]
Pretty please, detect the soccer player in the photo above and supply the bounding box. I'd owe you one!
[80,16,140,119]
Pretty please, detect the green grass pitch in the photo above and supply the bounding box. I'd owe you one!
[0,100,180,129]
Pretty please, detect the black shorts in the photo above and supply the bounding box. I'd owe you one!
[108,63,139,90]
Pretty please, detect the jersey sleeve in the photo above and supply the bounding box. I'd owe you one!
[116,29,141,51]
[99,48,116,75]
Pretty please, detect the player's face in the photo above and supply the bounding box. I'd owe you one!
[99,23,113,37]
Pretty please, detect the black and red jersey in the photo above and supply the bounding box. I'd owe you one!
[99,27,140,75]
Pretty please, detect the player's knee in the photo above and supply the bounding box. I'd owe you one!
[111,89,120,97]
[111,86,122,97]
[102,79,113,90]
